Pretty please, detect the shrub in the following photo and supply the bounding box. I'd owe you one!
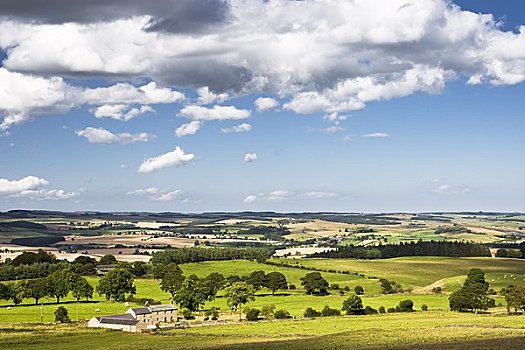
[288,284,296,290]
[421,304,428,311]
[432,287,442,294]
[330,283,340,290]
[354,285,365,295]
[397,299,414,312]
[378,306,386,314]
[181,308,194,320]
[321,305,341,316]
[274,309,291,319]
[304,307,321,318]
[387,307,397,313]
[54,306,70,323]
[204,307,220,320]
[342,295,365,315]
[339,290,345,296]
[261,304,275,318]
[245,308,261,321]
[343,286,350,292]
[364,306,378,315]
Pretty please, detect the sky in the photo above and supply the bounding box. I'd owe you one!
[0,0,524,213]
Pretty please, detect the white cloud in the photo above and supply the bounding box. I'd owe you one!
[342,134,354,142]
[76,127,154,144]
[0,176,77,200]
[363,132,389,138]
[221,123,252,133]
[0,67,184,130]
[246,190,342,202]
[243,195,257,204]
[254,97,278,112]
[432,184,470,195]
[127,187,182,201]
[92,104,155,121]
[138,146,195,173]
[244,153,257,163]
[324,112,348,124]
[1,1,525,126]
[196,86,229,105]
[175,121,201,137]
[179,105,251,121]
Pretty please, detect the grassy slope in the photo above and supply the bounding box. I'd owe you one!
[278,257,525,290]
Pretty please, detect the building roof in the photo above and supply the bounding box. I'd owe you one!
[148,304,177,312]
[98,313,137,326]
[130,307,151,315]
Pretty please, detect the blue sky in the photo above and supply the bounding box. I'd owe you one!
[0,0,524,212]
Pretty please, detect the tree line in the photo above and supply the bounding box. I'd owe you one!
[312,241,491,259]
[150,247,270,265]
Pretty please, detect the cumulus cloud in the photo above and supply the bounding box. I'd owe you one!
[221,123,252,133]
[244,153,257,163]
[254,97,278,112]
[76,127,154,144]
[1,0,525,128]
[127,187,182,201]
[0,68,184,130]
[432,184,470,195]
[196,86,229,105]
[363,132,389,138]
[179,105,251,121]
[138,146,195,173]
[92,104,155,121]
[0,176,77,200]
[175,121,202,137]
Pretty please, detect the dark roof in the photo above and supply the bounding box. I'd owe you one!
[98,313,137,326]
[131,307,151,315]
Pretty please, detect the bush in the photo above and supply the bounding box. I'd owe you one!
[421,304,428,311]
[274,309,291,319]
[54,306,70,323]
[261,304,275,318]
[364,306,378,315]
[330,283,340,290]
[204,307,220,320]
[321,305,341,316]
[387,307,397,313]
[397,299,414,312]
[245,308,261,321]
[288,284,296,290]
[181,308,194,320]
[354,285,365,295]
[343,286,350,292]
[378,306,386,314]
[432,287,442,294]
[342,295,365,315]
[304,307,321,318]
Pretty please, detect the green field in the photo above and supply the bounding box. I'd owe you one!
[273,257,525,291]
[1,312,524,350]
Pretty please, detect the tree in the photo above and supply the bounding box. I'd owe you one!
[159,263,185,299]
[174,275,208,311]
[201,272,225,300]
[21,278,50,304]
[505,286,525,313]
[245,308,260,321]
[354,285,365,295]
[304,307,321,317]
[54,306,70,323]
[379,278,402,294]
[321,305,341,316]
[71,276,93,302]
[99,254,117,265]
[449,268,493,313]
[342,295,365,315]
[0,282,10,301]
[300,272,329,295]
[273,309,291,319]
[224,281,255,320]
[96,268,136,301]
[246,270,266,291]
[265,272,287,295]
[48,269,75,303]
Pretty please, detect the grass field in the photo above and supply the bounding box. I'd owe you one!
[273,257,525,291]
[1,312,524,350]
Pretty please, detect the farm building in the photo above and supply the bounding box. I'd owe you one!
[88,304,178,332]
